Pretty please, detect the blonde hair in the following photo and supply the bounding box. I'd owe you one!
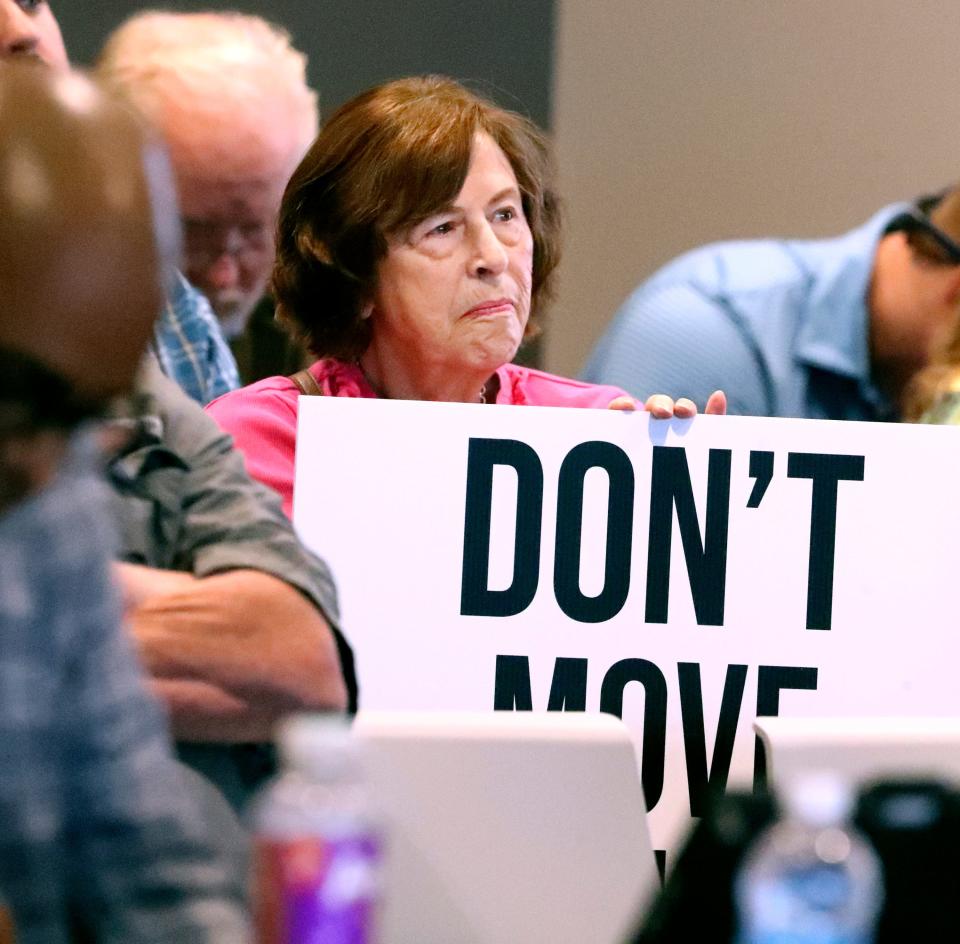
[96,11,318,181]
[902,308,960,421]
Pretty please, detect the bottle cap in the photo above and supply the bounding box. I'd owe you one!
[782,771,855,828]
[277,714,364,781]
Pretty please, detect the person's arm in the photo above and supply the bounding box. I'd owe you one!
[584,283,773,416]
[113,365,351,742]
[119,563,347,741]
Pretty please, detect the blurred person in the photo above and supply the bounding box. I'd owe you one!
[0,62,248,941]
[0,0,238,404]
[584,190,960,421]
[0,0,351,808]
[206,76,726,516]
[98,10,317,382]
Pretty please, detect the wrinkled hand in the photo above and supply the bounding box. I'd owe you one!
[607,390,727,417]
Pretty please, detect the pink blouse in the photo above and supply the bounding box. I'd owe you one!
[206,359,630,517]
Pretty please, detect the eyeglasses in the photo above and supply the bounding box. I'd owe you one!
[181,218,274,269]
[884,205,960,266]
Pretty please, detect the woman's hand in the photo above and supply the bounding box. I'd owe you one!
[607,390,727,417]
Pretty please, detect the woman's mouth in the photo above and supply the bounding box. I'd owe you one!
[463,298,514,318]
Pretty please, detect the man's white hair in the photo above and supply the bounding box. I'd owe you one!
[97,10,319,182]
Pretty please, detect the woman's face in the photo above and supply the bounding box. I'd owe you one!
[370,133,534,377]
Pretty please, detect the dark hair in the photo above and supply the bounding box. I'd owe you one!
[0,347,99,434]
[0,347,100,514]
[272,75,562,360]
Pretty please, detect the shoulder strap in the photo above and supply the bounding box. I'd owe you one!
[288,367,324,396]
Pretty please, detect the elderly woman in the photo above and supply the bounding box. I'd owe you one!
[207,76,724,514]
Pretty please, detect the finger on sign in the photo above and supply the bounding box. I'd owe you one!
[644,394,675,418]
[705,390,727,415]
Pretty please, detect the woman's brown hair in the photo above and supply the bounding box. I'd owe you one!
[272,75,562,360]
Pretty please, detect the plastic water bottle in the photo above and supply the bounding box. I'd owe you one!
[735,772,883,944]
[252,716,382,943]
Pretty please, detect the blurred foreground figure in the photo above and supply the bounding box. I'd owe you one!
[0,0,237,404]
[98,10,316,382]
[0,63,248,941]
[0,0,352,804]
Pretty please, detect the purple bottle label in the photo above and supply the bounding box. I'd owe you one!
[255,834,381,944]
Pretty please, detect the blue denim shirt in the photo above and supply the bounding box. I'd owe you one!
[584,205,908,420]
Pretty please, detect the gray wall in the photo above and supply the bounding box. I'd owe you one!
[549,0,960,380]
[57,0,555,127]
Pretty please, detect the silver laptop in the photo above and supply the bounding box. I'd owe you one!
[353,711,658,944]
[755,716,960,791]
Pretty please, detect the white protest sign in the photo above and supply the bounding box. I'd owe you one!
[293,397,960,862]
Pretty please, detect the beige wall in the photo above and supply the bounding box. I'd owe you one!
[548,0,960,379]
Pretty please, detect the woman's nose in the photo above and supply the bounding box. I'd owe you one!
[470,221,509,278]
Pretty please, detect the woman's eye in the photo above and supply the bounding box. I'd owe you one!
[428,221,454,237]
[494,207,517,223]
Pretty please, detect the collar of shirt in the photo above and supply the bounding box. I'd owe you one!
[791,202,909,415]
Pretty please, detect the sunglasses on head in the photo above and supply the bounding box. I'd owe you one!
[884,200,960,266]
